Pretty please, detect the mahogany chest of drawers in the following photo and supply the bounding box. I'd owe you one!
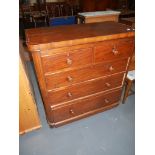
[26,21,135,127]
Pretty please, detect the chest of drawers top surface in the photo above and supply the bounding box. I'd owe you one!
[26,21,134,51]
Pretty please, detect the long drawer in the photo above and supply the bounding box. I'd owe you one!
[45,58,128,90]
[94,38,134,63]
[41,48,93,73]
[52,89,122,123]
[47,73,124,105]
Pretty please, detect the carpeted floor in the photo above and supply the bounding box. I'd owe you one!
[19,62,135,155]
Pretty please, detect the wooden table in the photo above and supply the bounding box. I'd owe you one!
[78,10,121,24]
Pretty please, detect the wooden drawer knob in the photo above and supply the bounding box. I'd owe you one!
[104,99,110,104]
[105,82,111,87]
[66,58,72,65]
[69,109,75,115]
[109,66,114,71]
[67,76,73,82]
[67,92,72,97]
[112,47,119,55]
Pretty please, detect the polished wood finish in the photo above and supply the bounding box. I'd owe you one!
[41,48,93,73]
[52,89,122,123]
[48,73,124,106]
[26,22,134,50]
[19,42,41,134]
[45,58,128,90]
[26,22,134,127]
[94,38,134,62]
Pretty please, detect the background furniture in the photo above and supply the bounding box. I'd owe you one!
[19,41,41,134]
[118,0,135,11]
[19,1,80,35]
[122,70,135,103]
[118,0,135,18]
[30,3,48,27]
[78,10,120,24]
[120,17,135,28]
[26,22,134,127]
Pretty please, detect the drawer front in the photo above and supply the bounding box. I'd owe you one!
[94,38,134,63]
[48,73,124,105]
[41,48,93,73]
[45,58,128,90]
[52,89,122,123]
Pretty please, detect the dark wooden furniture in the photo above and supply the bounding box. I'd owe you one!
[26,21,135,127]
[119,10,135,18]
[46,1,79,17]
[79,0,119,12]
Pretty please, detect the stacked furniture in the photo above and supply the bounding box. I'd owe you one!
[26,21,135,127]
[19,2,79,31]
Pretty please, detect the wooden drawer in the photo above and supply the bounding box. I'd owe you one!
[52,89,122,123]
[48,73,124,105]
[41,48,93,73]
[94,38,134,63]
[45,58,128,90]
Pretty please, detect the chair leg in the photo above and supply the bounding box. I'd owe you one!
[122,79,133,104]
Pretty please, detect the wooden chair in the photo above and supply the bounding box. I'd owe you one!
[122,70,135,103]
[20,4,32,22]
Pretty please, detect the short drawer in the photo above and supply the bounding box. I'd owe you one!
[52,89,122,123]
[47,73,124,105]
[41,48,93,73]
[45,58,128,90]
[94,38,134,63]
